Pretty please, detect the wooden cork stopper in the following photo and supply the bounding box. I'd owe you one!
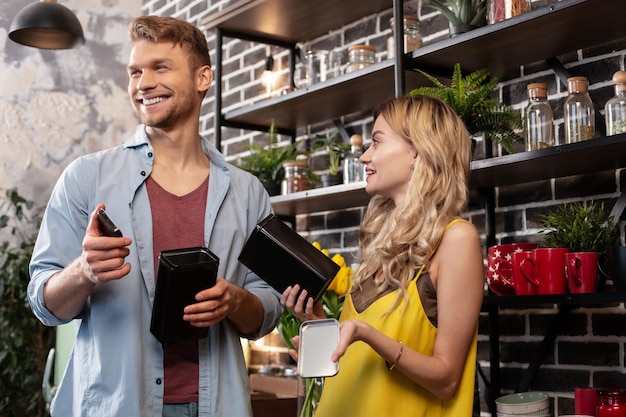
[613,71,626,85]
[349,134,363,147]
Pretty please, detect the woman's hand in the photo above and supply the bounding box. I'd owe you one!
[280,284,326,322]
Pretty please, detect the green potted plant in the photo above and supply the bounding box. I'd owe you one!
[0,188,54,416]
[539,201,619,253]
[238,120,303,195]
[410,63,524,154]
[425,0,488,36]
[312,129,350,187]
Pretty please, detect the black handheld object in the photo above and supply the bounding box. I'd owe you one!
[97,208,123,237]
[151,247,219,345]
[238,214,341,302]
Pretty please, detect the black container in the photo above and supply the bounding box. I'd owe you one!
[239,214,340,302]
[151,247,219,345]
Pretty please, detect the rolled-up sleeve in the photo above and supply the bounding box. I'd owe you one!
[28,158,92,326]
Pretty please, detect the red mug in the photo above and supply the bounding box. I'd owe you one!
[512,251,537,295]
[486,243,538,295]
[520,248,570,294]
[575,387,598,416]
[566,252,600,294]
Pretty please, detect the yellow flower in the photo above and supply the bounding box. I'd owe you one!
[312,242,353,296]
[328,254,352,296]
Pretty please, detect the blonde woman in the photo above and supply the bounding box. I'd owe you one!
[282,95,484,417]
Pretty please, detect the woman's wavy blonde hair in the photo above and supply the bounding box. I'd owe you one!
[352,95,472,312]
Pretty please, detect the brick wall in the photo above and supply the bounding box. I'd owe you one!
[142,1,626,415]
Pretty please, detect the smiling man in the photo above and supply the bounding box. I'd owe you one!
[28,16,282,417]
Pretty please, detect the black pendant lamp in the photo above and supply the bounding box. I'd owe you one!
[9,0,85,50]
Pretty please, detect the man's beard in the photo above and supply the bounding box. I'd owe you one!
[136,88,195,129]
[142,110,176,129]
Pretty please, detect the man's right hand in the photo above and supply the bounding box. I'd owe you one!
[42,204,133,320]
[79,204,132,284]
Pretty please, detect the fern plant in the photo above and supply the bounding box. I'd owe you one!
[539,201,619,253]
[426,0,488,28]
[410,63,524,153]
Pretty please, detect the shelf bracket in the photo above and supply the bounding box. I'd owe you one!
[486,304,500,417]
[333,119,351,142]
[514,305,572,393]
[214,28,224,151]
[392,0,405,96]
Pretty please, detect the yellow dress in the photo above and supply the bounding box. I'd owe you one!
[315,222,478,417]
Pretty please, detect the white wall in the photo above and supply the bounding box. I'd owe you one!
[0,0,142,206]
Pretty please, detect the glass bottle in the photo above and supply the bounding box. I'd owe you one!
[343,134,365,184]
[525,83,554,150]
[387,15,422,59]
[564,76,595,143]
[345,45,376,73]
[281,160,310,195]
[605,70,626,136]
[597,389,626,417]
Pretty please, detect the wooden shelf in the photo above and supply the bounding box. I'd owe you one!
[270,181,370,217]
[270,133,626,216]
[470,133,626,188]
[223,61,424,131]
[483,291,626,307]
[202,0,391,44]
[409,0,626,76]
[211,0,626,132]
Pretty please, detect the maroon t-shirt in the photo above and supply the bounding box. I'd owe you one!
[147,174,209,404]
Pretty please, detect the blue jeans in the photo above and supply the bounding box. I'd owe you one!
[162,403,198,417]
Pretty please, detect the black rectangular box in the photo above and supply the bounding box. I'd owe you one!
[238,214,340,302]
[150,247,219,345]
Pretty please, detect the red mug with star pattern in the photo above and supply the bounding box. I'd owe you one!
[486,243,538,295]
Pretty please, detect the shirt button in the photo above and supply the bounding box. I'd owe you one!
[140,171,146,176]
[148,152,153,158]
[156,378,162,385]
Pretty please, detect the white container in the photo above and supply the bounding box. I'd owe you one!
[496,391,550,415]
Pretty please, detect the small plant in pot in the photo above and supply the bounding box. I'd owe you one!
[312,129,350,187]
[539,201,619,253]
[539,201,620,293]
[410,63,524,155]
[425,0,488,36]
[238,119,303,196]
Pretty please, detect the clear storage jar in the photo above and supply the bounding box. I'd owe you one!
[605,70,626,136]
[281,160,310,195]
[525,83,554,150]
[387,15,422,59]
[345,45,376,73]
[564,76,595,143]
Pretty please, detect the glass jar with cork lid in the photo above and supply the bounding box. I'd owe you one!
[345,45,376,73]
[564,76,595,143]
[387,15,422,59]
[605,70,626,136]
[525,83,554,150]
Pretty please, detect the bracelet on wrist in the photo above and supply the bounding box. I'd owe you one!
[387,340,403,371]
